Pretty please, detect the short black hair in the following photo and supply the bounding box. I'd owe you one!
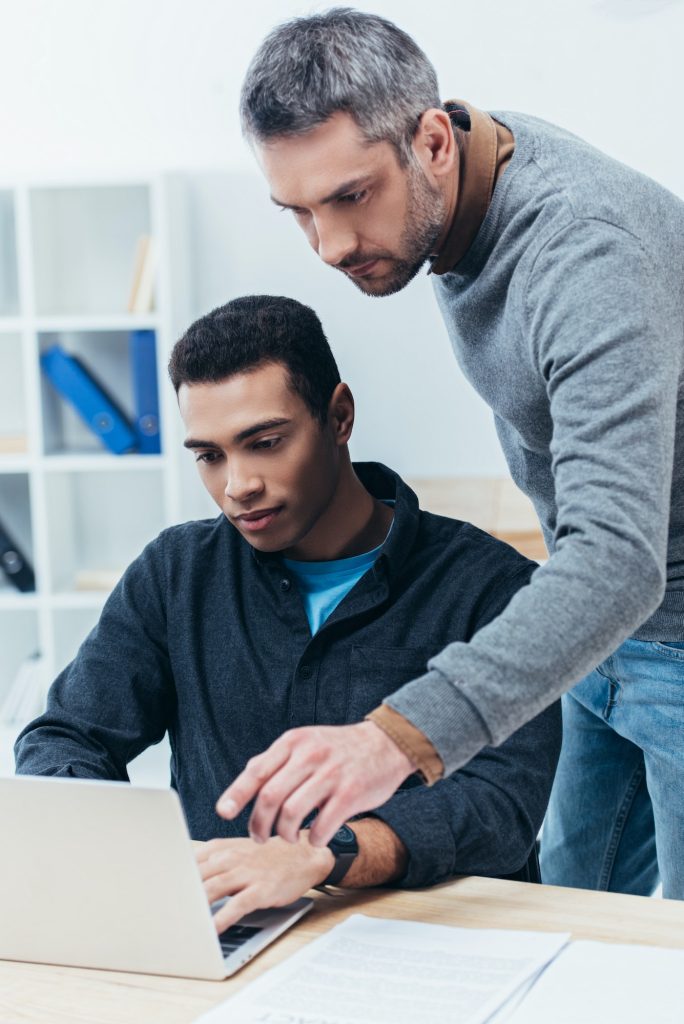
[168,295,341,424]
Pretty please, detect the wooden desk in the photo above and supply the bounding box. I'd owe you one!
[2,877,684,1024]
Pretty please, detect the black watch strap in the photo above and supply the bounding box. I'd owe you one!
[322,824,359,886]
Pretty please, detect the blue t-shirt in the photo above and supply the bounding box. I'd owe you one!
[283,508,394,634]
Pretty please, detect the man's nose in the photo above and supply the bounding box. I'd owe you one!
[224,466,263,504]
[313,214,358,268]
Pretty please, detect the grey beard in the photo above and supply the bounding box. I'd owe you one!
[349,164,447,297]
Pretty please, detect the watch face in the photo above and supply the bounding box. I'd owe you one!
[324,823,359,886]
[333,824,356,846]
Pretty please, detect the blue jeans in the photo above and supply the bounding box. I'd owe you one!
[540,638,684,900]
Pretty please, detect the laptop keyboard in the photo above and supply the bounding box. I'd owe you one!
[218,923,263,957]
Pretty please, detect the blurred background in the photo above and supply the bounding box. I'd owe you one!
[0,0,682,776]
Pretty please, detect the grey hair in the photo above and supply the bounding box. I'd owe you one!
[240,7,442,165]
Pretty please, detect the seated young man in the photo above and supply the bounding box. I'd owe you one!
[15,295,560,934]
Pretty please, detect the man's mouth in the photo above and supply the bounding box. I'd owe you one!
[342,259,380,278]
[235,507,283,532]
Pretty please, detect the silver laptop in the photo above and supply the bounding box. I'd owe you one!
[0,776,313,980]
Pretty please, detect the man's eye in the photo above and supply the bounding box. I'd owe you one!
[253,437,281,451]
[280,205,308,217]
[195,451,220,464]
[338,190,367,204]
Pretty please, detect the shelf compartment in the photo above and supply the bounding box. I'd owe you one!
[30,185,152,317]
[0,610,40,698]
[0,191,20,317]
[0,333,28,454]
[0,473,35,596]
[38,329,162,457]
[44,468,165,593]
[0,608,43,774]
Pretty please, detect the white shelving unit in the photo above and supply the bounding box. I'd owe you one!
[0,177,210,776]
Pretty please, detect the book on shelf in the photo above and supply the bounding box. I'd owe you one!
[0,514,35,592]
[74,567,124,591]
[127,235,157,314]
[40,345,138,455]
[0,435,28,455]
[0,651,48,727]
[129,329,161,454]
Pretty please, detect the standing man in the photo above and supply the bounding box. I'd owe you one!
[217,8,684,899]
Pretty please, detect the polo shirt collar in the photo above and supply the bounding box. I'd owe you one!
[250,461,420,585]
[353,462,420,584]
[431,99,515,275]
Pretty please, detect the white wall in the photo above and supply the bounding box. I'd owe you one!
[2,0,682,475]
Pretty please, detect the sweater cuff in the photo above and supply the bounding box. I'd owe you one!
[384,669,493,777]
[366,704,444,785]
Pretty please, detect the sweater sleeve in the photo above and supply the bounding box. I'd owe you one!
[386,219,681,774]
[14,535,174,780]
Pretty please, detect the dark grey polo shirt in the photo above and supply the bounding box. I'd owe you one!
[15,462,560,887]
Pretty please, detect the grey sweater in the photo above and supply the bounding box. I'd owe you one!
[387,111,684,775]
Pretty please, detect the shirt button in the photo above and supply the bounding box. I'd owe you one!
[280,577,291,592]
[299,664,313,680]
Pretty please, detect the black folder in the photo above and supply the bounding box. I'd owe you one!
[0,516,35,592]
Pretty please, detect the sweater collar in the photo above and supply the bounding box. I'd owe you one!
[431,99,515,275]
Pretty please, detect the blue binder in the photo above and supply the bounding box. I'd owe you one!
[129,329,161,455]
[40,345,138,455]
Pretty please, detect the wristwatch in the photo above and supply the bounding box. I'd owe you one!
[321,823,359,886]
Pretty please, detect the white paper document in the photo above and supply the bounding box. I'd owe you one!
[196,914,569,1024]
[503,939,684,1024]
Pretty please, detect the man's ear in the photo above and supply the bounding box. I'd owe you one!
[328,383,355,446]
[412,107,458,181]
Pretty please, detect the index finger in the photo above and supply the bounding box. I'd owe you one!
[213,890,259,934]
[308,793,358,847]
[216,738,292,820]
